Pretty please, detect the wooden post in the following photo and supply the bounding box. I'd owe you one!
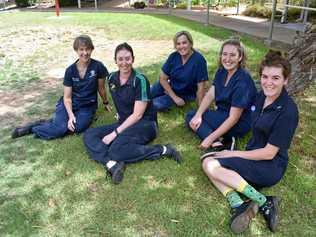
[206,0,210,25]
[281,0,289,24]
[55,0,60,16]
[267,0,277,45]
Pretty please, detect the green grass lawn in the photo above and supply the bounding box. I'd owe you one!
[0,12,315,237]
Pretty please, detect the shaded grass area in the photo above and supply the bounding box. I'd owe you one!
[0,12,315,236]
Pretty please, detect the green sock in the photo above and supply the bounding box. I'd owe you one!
[226,190,244,208]
[237,180,267,206]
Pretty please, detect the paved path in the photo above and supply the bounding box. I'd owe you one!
[19,1,309,48]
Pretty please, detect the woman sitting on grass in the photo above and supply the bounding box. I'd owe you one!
[150,31,209,111]
[84,43,182,185]
[12,35,111,140]
[201,51,299,234]
[185,39,257,151]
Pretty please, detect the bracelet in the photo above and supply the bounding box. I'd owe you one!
[103,101,109,105]
[114,128,119,136]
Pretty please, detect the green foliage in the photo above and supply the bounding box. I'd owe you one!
[15,0,30,7]
[133,1,147,9]
[222,0,238,7]
[59,0,77,7]
[243,4,273,18]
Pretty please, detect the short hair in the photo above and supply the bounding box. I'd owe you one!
[259,50,291,79]
[218,38,247,68]
[173,31,194,48]
[73,35,94,51]
[114,42,135,61]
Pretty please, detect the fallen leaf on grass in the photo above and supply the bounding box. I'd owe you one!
[87,183,98,193]
[64,170,71,176]
[48,198,56,208]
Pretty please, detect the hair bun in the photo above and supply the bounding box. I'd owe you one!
[265,50,282,60]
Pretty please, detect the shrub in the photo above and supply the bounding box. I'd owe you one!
[59,0,77,7]
[243,4,282,18]
[133,1,146,9]
[176,2,187,9]
[287,7,301,21]
[15,0,30,7]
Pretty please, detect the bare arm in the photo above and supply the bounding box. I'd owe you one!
[63,86,76,132]
[200,106,244,149]
[102,101,147,144]
[98,79,111,111]
[196,81,207,106]
[159,71,185,106]
[211,143,280,161]
[189,86,215,131]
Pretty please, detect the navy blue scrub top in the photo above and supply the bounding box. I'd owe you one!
[213,67,257,124]
[246,89,299,165]
[162,50,208,96]
[63,59,109,109]
[107,69,157,124]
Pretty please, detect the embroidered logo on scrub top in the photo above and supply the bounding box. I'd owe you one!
[109,83,116,92]
[89,70,96,78]
[251,105,256,112]
[72,77,80,82]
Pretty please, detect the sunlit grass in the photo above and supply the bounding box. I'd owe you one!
[0,12,315,237]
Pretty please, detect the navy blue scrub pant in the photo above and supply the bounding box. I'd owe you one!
[83,119,163,165]
[150,81,196,111]
[185,109,250,140]
[216,156,287,189]
[32,99,95,140]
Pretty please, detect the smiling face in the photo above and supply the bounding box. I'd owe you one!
[115,49,134,74]
[76,44,93,64]
[261,66,288,101]
[221,44,242,73]
[175,34,193,57]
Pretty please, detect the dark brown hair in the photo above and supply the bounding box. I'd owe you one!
[114,42,134,61]
[259,50,291,79]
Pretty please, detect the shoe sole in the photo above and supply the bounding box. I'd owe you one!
[269,197,280,232]
[230,202,259,234]
[111,164,126,185]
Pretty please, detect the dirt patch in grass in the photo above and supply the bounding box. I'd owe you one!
[0,25,172,130]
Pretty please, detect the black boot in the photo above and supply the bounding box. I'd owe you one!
[12,119,47,139]
[162,144,182,163]
[259,196,280,232]
[107,161,125,185]
[230,201,258,234]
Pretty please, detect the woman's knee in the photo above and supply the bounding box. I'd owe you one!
[202,158,221,178]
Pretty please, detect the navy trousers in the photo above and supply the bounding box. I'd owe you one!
[185,109,250,140]
[83,119,163,165]
[32,99,95,140]
[150,81,196,111]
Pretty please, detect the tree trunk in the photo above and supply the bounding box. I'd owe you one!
[286,24,316,95]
